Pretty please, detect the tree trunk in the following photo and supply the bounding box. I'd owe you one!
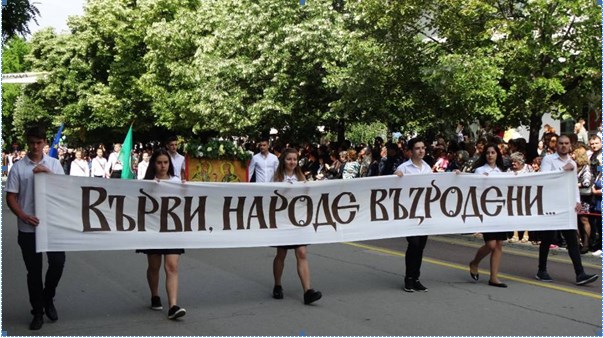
[527,111,543,162]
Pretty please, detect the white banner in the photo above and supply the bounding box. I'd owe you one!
[35,171,577,252]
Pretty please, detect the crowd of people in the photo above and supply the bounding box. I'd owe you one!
[5,121,602,331]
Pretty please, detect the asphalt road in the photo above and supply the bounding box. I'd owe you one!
[1,194,601,336]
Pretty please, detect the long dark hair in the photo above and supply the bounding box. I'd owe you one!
[144,148,174,180]
[472,143,504,172]
[274,148,305,182]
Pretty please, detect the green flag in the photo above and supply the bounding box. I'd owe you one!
[119,125,135,179]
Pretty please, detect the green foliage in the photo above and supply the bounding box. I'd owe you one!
[1,0,39,40]
[2,36,32,149]
[5,0,600,149]
[184,139,251,161]
[345,122,388,146]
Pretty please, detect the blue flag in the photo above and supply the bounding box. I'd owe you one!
[48,124,64,158]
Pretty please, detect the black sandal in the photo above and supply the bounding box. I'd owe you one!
[273,285,283,299]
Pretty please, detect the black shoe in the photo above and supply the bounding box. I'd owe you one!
[535,270,553,282]
[44,299,58,321]
[413,279,428,292]
[469,263,479,281]
[167,305,186,320]
[272,285,283,299]
[29,313,44,330]
[151,296,163,310]
[402,277,415,293]
[303,289,322,305]
[488,281,508,288]
[576,273,598,286]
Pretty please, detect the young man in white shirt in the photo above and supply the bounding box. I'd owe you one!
[248,138,279,182]
[536,135,598,285]
[394,137,432,293]
[6,125,66,330]
[106,143,123,178]
[91,148,108,178]
[166,136,186,182]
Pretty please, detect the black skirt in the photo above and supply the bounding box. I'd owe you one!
[136,249,185,255]
[482,232,510,242]
[274,245,307,250]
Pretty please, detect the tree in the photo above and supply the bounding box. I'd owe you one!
[425,0,601,155]
[13,0,201,145]
[2,36,31,149]
[1,0,39,41]
[11,0,600,149]
[142,0,353,143]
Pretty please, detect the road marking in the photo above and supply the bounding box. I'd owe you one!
[429,235,601,269]
[345,242,601,300]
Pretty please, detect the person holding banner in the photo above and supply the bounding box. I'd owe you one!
[468,144,509,288]
[535,135,598,286]
[137,149,187,320]
[6,125,66,330]
[271,148,322,305]
[394,137,431,293]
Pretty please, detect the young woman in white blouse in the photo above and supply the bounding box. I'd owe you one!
[271,148,322,305]
[137,149,186,319]
[468,143,509,288]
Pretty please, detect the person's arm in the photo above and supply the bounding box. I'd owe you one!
[179,157,187,182]
[592,183,602,196]
[105,154,114,177]
[394,163,404,177]
[247,156,256,182]
[7,192,39,226]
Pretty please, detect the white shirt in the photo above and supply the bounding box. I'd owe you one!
[137,160,149,180]
[70,159,90,177]
[395,159,431,175]
[6,154,65,233]
[283,173,299,183]
[106,151,123,176]
[155,175,181,183]
[169,152,185,179]
[91,156,108,177]
[248,152,279,182]
[474,164,502,175]
[541,153,580,203]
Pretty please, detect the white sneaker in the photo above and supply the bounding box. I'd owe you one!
[591,250,602,257]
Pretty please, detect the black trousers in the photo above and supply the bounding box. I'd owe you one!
[17,232,65,314]
[405,235,428,279]
[538,230,583,276]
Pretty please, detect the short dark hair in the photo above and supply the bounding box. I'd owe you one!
[166,136,178,144]
[407,137,425,150]
[25,125,46,140]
